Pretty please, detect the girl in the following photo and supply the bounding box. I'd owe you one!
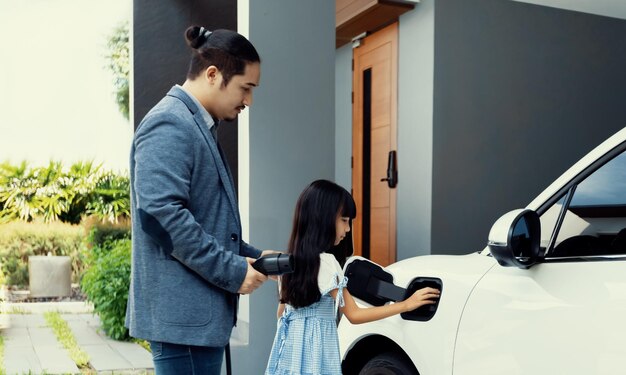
[265,180,440,375]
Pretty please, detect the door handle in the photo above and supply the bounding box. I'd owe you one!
[380,150,398,188]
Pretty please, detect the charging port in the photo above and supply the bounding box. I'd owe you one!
[401,277,443,321]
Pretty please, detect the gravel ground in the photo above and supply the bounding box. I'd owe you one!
[4,284,87,303]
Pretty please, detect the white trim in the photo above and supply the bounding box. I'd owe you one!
[237,0,250,247]
[235,0,251,343]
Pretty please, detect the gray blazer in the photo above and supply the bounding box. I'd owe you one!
[126,85,261,347]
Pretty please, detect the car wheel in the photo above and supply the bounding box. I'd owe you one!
[359,352,417,375]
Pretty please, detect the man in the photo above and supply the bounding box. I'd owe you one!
[126,26,270,374]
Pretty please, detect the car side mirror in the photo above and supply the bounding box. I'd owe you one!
[488,209,541,269]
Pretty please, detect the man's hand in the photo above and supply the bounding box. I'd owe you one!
[259,250,284,281]
[238,257,268,294]
[261,249,281,257]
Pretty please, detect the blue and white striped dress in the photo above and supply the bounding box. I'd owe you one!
[265,253,347,375]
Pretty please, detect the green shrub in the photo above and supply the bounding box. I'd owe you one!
[81,238,131,340]
[0,222,87,287]
[0,160,130,225]
[82,215,130,260]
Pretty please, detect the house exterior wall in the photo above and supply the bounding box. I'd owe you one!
[335,44,352,190]
[514,0,626,19]
[432,0,626,255]
[335,0,626,258]
[235,1,336,374]
[134,1,335,374]
[397,0,435,260]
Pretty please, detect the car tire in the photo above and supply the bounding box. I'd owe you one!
[359,352,418,375]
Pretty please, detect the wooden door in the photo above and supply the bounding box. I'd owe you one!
[352,22,398,267]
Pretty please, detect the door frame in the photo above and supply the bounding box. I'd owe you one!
[351,22,398,264]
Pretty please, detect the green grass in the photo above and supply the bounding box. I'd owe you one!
[0,334,5,375]
[43,311,90,369]
[4,307,30,314]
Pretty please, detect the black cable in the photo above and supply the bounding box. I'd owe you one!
[225,343,232,375]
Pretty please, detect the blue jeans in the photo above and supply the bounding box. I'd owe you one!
[149,341,224,375]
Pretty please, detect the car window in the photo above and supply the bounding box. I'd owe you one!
[571,152,626,206]
[540,148,626,257]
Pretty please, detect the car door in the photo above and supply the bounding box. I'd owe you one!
[452,144,626,374]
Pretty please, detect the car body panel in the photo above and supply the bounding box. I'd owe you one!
[454,258,626,374]
[339,254,496,375]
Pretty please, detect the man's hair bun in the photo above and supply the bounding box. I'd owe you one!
[185,26,212,49]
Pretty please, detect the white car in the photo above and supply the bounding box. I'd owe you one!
[338,127,626,375]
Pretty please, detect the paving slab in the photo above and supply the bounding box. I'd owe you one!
[3,301,94,314]
[64,318,107,345]
[5,314,27,328]
[3,315,78,375]
[20,313,46,328]
[62,313,154,373]
[1,307,154,374]
[109,340,154,369]
[5,345,43,374]
[3,326,31,346]
[29,326,60,346]
[0,313,9,329]
[82,343,134,371]
[79,312,102,327]
[34,344,80,374]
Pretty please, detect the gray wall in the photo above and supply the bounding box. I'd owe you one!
[515,0,626,19]
[233,1,336,374]
[335,44,352,190]
[432,0,626,254]
[397,0,435,260]
[133,0,239,186]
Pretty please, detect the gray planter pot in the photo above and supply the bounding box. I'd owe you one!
[28,255,71,298]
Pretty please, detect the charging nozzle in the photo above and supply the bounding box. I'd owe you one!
[252,253,295,276]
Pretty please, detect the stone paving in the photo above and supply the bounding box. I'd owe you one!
[1,302,154,374]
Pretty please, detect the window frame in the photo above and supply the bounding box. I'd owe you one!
[536,141,626,262]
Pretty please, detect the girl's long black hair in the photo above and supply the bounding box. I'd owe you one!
[280,180,356,308]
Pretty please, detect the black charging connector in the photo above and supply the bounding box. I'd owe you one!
[252,253,295,276]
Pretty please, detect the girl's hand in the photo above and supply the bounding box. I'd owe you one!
[401,287,440,312]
